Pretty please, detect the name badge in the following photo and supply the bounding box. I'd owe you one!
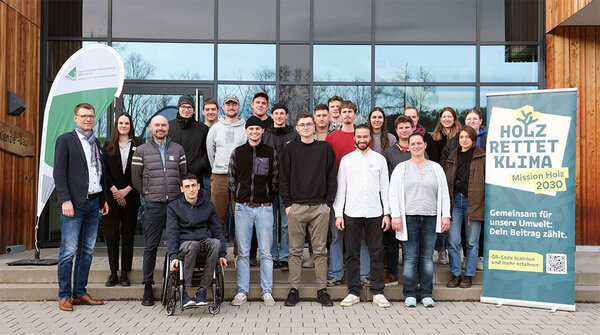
[169,155,175,161]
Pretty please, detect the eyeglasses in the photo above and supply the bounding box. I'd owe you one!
[179,105,194,111]
[76,114,95,120]
[297,122,314,128]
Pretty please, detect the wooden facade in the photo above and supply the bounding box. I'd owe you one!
[0,0,40,254]
[546,1,600,245]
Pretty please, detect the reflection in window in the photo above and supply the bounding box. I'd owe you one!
[480,86,538,109]
[280,0,310,41]
[218,44,276,81]
[376,46,476,82]
[48,0,108,37]
[314,0,371,41]
[314,45,371,82]
[279,85,311,123]
[113,0,214,39]
[313,85,371,123]
[121,94,179,141]
[479,0,540,42]
[480,46,538,82]
[218,85,276,120]
[112,43,213,80]
[218,0,276,40]
[375,86,475,130]
[48,41,105,78]
[279,45,310,82]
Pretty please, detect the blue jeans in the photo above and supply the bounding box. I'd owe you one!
[57,198,100,299]
[271,194,289,262]
[400,215,437,299]
[448,193,482,277]
[235,203,273,295]
[328,211,344,280]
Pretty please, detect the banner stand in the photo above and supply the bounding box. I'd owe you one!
[481,297,576,312]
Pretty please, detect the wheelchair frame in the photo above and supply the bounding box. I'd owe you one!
[160,252,225,316]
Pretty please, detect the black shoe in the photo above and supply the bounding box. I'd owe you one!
[460,276,472,288]
[141,284,154,306]
[279,261,289,271]
[105,273,118,287]
[316,288,333,307]
[447,275,461,288]
[284,288,299,307]
[120,272,130,287]
[273,261,280,269]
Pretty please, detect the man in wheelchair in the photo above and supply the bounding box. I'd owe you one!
[166,173,228,307]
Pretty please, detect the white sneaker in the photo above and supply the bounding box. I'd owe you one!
[230,293,247,306]
[372,294,391,308]
[437,250,448,264]
[477,256,484,271]
[340,294,360,307]
[262,293,275,307]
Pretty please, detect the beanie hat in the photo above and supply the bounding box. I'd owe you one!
[178,94,194,107]
[245,115,264,129]
[271,102,289,114]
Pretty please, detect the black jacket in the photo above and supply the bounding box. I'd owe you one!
[262,125,299,161]
[168,118,209,179]
[102,142,141,207]
[228,141,278,204]
[440,131,487,168]
[53,130,107,208]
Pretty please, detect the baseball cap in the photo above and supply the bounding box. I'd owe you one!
[224,94,239,104]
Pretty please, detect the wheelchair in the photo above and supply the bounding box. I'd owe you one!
[160,250,225,316]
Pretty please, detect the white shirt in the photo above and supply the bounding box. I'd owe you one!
[119,140,131,174]
[76,131,102,194]
[333,149,390,218]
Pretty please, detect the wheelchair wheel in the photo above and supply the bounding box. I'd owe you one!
[164,272,178,316]
[209,266,225,315]
[208,304,220,315]
[161,256,169,305]
[165,299,176,316]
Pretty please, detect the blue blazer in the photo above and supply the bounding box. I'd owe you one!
[53,130,107,209]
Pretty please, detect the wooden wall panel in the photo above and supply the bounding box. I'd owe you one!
[546,26,600,245]
[546,0,592,32]
[0,1,40,254]
[2,0,40,26]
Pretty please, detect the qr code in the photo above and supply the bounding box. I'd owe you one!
[546,253,567,274]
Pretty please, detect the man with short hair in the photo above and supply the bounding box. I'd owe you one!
[314,104,331,141]
[169,94,209,185]
[281,112,337,307]
[228,116,278,307]
[132,115,187,306]
[327,96,343,132]
[202,98,219,128]
[263,102,299,271]
[251,92,273,129]
[54,102,109,311]
[334,124,391,308]
[206,94,247,236]
[404,106,438,162]
[167,173,228,307]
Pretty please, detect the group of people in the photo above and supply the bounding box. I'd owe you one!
[53,92,486,312]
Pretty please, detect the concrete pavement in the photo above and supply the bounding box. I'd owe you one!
[1,300,598,334]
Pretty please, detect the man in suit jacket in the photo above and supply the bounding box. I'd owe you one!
[53,102,109,312]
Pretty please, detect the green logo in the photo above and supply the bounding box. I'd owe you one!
[68,67,77,78]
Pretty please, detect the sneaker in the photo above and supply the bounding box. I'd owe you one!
[384,274,398,286]
[460,276,472,288]
[340,293,360,307]
[141,284,154,306]
[316,288,333,307]
[477,256,484,271]
[302,255,314,268]
[326,276,343,287]
[373,294,391,308]
[284,288,299,307]
[279,261,289,271]
[231,293,247,306]
[422,297,435,307]
[182,290,195,308]
[195,288,208,306]
[404,297,417,307]
[273,261,281,269]
[447,275,461,288]
[105,273,118,287]
[262,293,275,307]
[361,277,371,287]
[437,250,448,264]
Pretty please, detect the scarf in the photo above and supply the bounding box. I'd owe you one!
[176,113,195,129]
[75,124,102,176]
[414,123,427,136]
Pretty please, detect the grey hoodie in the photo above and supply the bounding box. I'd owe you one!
[206,116,247,174]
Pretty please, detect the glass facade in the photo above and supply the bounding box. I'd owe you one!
[41,0,544,245]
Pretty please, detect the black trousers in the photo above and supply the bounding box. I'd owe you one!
[103,202,139,273]
[344,215,385,296]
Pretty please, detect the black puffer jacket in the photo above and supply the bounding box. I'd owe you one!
[131,138,187,202]
[262,125,299,161]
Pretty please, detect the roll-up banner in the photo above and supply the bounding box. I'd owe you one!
[481,88,577,312]
[37,44,124,217]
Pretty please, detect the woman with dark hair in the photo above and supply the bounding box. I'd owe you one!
[444,126,485,289]
[102,113,141,287]
[440,108,487,167]
[368,107,396,154]
[431,107,461,264]
[389,132,451,308]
